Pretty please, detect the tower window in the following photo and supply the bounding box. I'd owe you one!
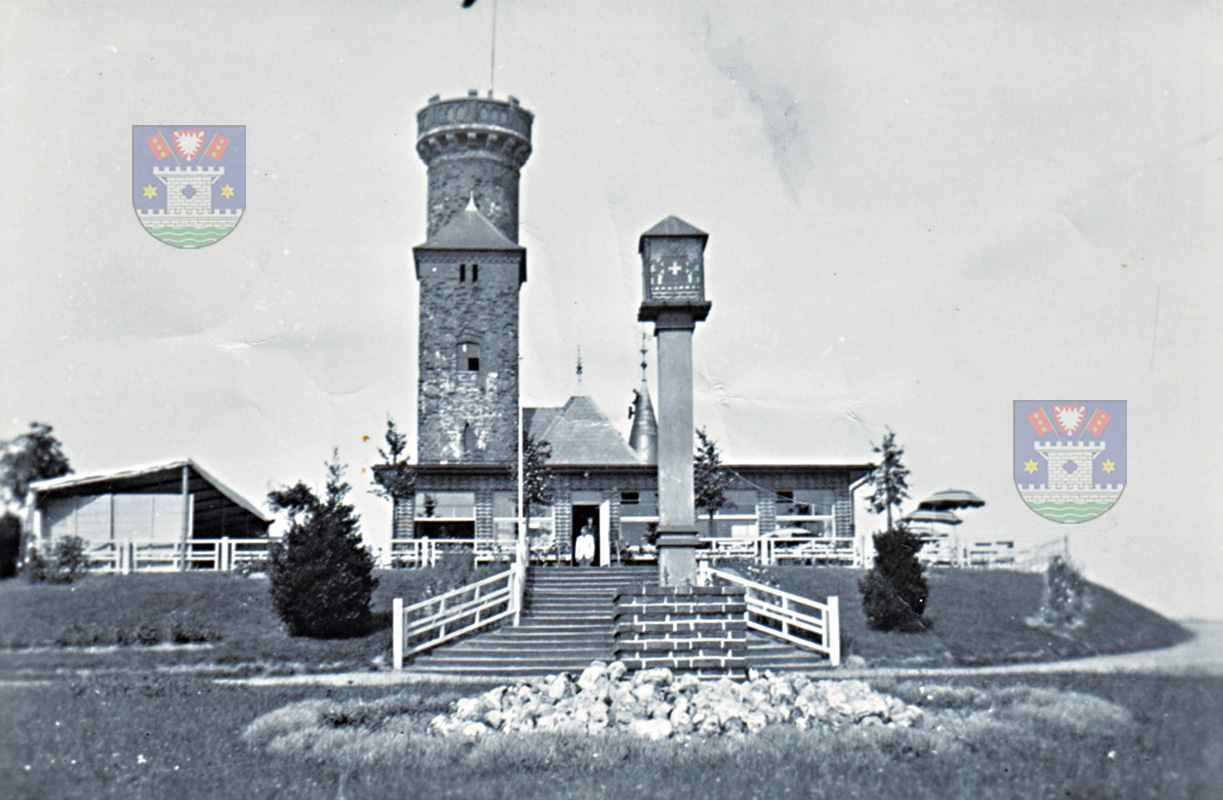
[457,341,481,372]
[459,263,466,282]
[472,263,479,282]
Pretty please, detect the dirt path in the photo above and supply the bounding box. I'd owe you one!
[218,621,1223,688]
[829,620,1223,680]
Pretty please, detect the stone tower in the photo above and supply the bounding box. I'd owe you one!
[416,91,533,243]
[414,93,533,464]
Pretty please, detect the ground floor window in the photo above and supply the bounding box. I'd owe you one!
[619,489,658,556]
[414,491,475,540]
[775,489,836,538]
[697,489,759,538]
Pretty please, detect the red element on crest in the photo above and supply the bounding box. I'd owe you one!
[172,129,206,161]
[204,133,231,161]
[146,132,172,161]
[1028,408,1054,436]
[1053,405,1087,437]
[1085,408,1112,437]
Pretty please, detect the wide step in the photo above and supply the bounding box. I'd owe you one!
[398,567,833,676]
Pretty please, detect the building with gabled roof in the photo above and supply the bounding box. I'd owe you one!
[395,92,873,567]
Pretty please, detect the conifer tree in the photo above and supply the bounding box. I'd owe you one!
[268,451,377,638]
[694,427,731,538]
[865,428,909,533]
[859,528,929,631]
[511,431,554,558]
[859,428,928,631]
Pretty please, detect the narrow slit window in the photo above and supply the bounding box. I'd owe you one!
[459,263,466,282]
[472,263,479,282]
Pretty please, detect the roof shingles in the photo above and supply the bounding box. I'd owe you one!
[526,396,641,465]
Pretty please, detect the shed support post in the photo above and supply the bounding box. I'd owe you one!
[180,465,190,571]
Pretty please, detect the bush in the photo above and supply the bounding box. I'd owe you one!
[419,549,481,597]
[23,535,90,585]
[268,455,378,639]
[1038,555,1091,629]
[0,513,21,579]
[859,528,929,632]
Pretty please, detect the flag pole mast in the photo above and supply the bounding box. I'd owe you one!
[489,0,498,96]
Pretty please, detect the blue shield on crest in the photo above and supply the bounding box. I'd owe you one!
[1014,401,1126,523]
[132,125,245,248]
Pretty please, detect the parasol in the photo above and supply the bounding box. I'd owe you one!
[917,489,985,511]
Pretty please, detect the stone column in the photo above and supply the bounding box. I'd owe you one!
[653,310,701,587]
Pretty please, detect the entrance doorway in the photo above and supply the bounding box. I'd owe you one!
[571,505,600,566]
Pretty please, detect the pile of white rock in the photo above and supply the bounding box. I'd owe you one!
[429,661,924,740]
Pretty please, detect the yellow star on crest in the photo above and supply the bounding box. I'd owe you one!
[1023,459,1039,474]
[1101,459,1116,474]
[220,184,235,199]
[142,184,158,199]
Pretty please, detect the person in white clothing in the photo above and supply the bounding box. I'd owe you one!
[575,520,596,566]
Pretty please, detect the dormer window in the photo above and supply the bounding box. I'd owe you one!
[457,341,481,372]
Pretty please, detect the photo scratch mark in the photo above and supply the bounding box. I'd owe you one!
[1150,285,1160,372]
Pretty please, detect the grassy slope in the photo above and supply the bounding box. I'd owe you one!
[765,566,1193,666]
[0,569,483,671]
[0,565,1193,671]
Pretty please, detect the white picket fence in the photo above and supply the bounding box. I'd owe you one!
[700,563,841,667]
[83,538,275,573]
[392,561,526,669]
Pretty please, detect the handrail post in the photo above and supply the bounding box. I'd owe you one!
[392,598,404,669]
[827,595,841,667]
[221,536,231,571]
[511,563,523,626]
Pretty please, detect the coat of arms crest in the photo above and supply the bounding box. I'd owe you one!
[1014,401,1126,523]
[132,125,245,248]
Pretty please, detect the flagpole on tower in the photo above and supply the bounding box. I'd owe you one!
[489,0,499,95]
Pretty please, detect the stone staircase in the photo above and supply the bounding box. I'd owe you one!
[399,565,827,677]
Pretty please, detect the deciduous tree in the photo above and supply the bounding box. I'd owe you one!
[1,422,72,508]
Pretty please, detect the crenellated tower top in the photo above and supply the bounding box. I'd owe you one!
[416,91,534,243]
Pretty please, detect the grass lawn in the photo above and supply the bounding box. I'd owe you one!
[763,566,1193,666]
[0,566,1212,799]
[0,568,492,673]
[2,671,1220,800]
[0,565,1193,674]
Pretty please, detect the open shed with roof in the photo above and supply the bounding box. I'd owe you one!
[25,459,272,571]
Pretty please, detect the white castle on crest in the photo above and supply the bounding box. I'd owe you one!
[139,166,242,231]
[1017,440,1124,506]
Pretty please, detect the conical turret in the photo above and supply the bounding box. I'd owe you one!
[629,379,658,464]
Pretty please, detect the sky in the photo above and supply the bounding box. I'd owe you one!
[2,1,1220,620]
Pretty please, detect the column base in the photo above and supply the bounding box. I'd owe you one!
[655,528,700,587]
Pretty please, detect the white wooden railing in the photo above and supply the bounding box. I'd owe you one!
[694,536,857,566]
[387,538,522,568]
[83,538,275,573]
[759,537,857,566]
[392,561,526,669]
[700,564,841,667]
